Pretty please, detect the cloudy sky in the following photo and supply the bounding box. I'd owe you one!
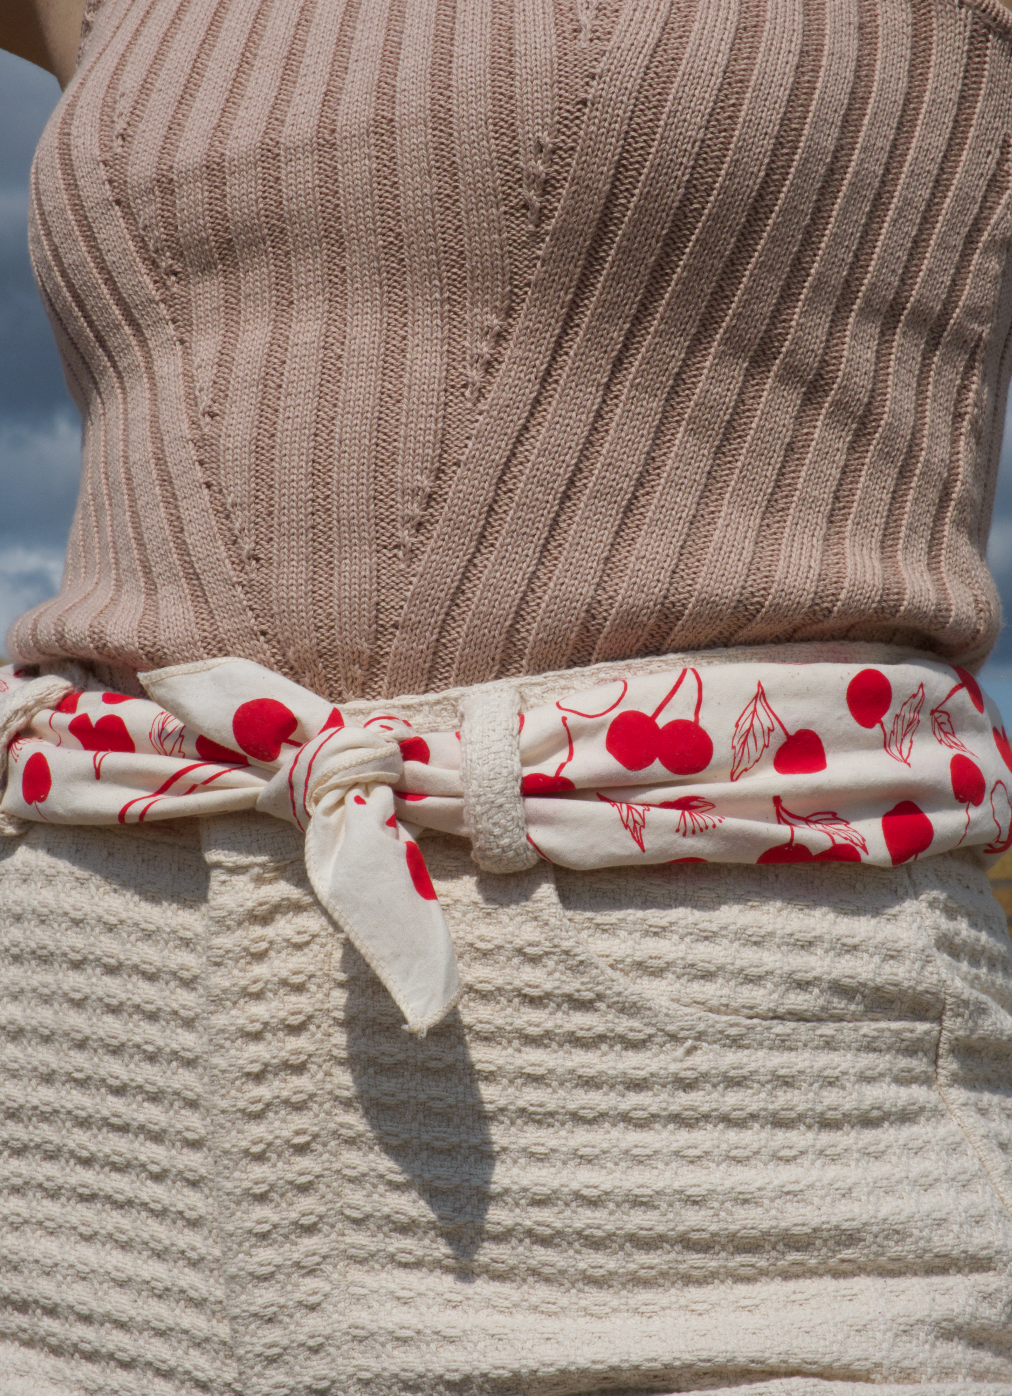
[4,46,1012,697]
[0,51,81,657]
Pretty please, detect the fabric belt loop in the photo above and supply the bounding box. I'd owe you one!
[458,683,539,874]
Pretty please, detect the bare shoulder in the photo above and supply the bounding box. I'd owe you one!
[0,0,88,88]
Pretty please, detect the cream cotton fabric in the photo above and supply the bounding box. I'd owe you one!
[3,642,1012,1392]
[0,818,1012,1394]
[6,643,1012,1036]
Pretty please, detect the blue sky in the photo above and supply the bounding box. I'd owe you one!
[0,52,81,656]
[5,47,1012,712]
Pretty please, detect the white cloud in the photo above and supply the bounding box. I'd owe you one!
[0,541,65,660]
[0,410,79,482]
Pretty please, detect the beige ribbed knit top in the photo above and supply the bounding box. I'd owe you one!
[11,0,1012,700]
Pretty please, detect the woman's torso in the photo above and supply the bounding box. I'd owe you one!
[12,0,1012,701]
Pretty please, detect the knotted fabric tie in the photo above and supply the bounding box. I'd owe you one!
[3,653,1012,1034]
[258,724,461,1032]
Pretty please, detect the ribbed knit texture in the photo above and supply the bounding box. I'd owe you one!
[3,815,1012,1394]
[9,0,1012,699]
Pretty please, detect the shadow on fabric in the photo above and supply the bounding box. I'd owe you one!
[342,942,494,1270]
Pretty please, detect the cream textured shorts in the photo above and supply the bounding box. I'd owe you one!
[1,806,1012,1395]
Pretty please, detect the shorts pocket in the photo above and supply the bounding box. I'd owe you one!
[549,856,945,1026]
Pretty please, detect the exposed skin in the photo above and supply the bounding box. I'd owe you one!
[2,0,89,89]
[3,0,1012,90]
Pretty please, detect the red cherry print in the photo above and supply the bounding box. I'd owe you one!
[815,843,862,862]
[846,669,892,728]
[404,840,437,900]
[757,840,861,864]
[556,680,628,720]
[195,734,248,765]
[657,718,713,776]
[605,709,660,770]
[56,691,81,714]
[353,794,367,805]
[954,667,984,714]
[231,699,298,761]
[757,841,814,863]
[881,800,933,864]
[995,726,1012,775]
[101,693,130,705]
[521,773,576,795]
[320,707,345,733]
[773,728,827,775]
[605,669,711,774]
[732,682,824,778]
[399,736,430,764]
[950,753,985,807]
[68,713,135,754]
[21,752,51,805]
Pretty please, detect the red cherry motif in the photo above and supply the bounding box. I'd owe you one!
[101,693,130,705]
[950,753,985,807]
[953,667,984,714]
[68,713,135,754]
[56,691,81,714]
[404,840,437,900]
[195,734,248,765]
[656,718,714,776]
[605,669,712,775]
[757,840,861,864]
[846,669,892,729]
[732,682,826,778]
[21,752,51,805]
[320,707,345,733]
[881,800,933,864]
[399,736,430,764]
[606,709,659,770]
[995,726,1012,775]
[772,728,826,775]
[232,699,298,761]
[521,773,576,795]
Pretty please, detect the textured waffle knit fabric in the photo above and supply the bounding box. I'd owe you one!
[9,0,1012,698]
[3,814,1012,1394]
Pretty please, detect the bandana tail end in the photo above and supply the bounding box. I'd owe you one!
[304,820,462,1035]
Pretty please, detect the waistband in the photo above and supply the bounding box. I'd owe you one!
[2,640,1007,1034]
[328,639,941,729]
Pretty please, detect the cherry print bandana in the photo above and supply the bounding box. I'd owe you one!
[2,654,1011,1033]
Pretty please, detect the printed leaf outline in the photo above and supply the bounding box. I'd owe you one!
[929,703,973,755]
[773,796,868,853]
[986,780,1012,854]
[597,792,647,851]
[659,795,722,837]
[731,681,778,781]
[883,684,924,766]
[149,710,186,758]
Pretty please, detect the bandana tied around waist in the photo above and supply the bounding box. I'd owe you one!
[2,655,1010,1034]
